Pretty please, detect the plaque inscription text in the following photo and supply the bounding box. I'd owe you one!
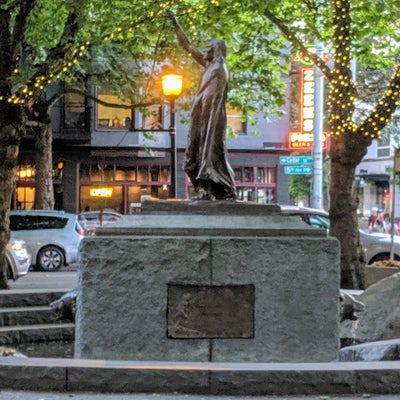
[167,284,255,339]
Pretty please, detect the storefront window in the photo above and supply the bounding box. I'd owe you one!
[79,163,171,213]
[160,167,169,182]
[150,166,160,181]
[137,166,149,182]
[230,166,276,205]
[103,165,115,181]
[80,185,123,213]
[256,167,276,184]
[266,168,275,184]
[243,167,253,182]
[234,168,242,182]
[16,165,35,180]
[114,167,137,181]
[16,187,35,210]
[236,187,275,204]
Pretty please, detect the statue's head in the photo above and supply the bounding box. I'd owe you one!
[203,39,227,62]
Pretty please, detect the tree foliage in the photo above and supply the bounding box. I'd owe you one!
[257,0,400,288]
[1,0,400,289]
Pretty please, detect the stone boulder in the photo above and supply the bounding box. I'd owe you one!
[50,289,77,322]
[339,289,365,322]
[340,272,400,345]
[339,338,400,361]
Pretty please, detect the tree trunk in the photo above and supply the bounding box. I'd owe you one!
[329,134,367,289]
[34,123,55,210]
[0,127,21,289]
[28,93,55,210]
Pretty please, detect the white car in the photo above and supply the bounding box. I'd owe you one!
[6,238,31,280]
[280,205,400,264]
[10,210,84,272]
[78,210,123,235]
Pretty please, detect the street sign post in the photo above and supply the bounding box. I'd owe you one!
[280,156,313,165]
[284,166,312,175]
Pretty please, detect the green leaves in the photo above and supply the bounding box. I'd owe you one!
[5,0,400,127]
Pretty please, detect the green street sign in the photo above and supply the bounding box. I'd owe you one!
[280,156,313,165]
[284,166,312,175]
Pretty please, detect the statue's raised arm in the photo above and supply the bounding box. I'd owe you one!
[166,10,236,201]
[166,10,206,67]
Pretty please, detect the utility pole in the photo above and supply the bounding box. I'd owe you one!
[311,43,324,210]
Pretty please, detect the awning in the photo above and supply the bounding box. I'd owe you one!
[356,174,390,183]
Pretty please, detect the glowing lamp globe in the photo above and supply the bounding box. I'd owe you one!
[161,73,183,97]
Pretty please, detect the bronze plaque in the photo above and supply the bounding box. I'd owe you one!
[167,284,254,339]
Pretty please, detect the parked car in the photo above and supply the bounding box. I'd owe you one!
[10,210,85,272]
[78,209,123,235]
[279,205,400,264]
[280,205,331,231]
[6,238,31,280]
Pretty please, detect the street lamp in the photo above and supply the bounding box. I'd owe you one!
[161,72,183,198]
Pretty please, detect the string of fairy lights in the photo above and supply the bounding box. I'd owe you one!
[327,0,358,137]
[327,0,400,139]
[1,0,207,106]
[2,0,399,140]
[4,44,87,105]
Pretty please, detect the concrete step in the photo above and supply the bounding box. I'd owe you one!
[0,323,75,345]
[0,290,69,308]
[0,306,56,327]
[0,289,74,351]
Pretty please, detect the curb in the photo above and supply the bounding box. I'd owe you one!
[1,358,400,395]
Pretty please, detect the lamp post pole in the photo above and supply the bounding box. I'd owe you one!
[161,72,183,199]
[169,98,177,198]
[311,42,324,210]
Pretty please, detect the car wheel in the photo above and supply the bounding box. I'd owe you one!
[37,246,64,271]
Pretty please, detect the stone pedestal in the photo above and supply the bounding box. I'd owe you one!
[75,201,340,362]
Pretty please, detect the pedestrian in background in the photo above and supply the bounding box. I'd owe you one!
[368,207,379,230]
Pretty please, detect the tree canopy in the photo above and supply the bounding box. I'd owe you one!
[2,0,400,288]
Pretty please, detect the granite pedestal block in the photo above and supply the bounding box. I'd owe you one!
[75,201,340,362]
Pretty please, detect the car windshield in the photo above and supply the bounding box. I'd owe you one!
[309,215,330,230]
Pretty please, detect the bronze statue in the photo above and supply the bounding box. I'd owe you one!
[167,11,236,200]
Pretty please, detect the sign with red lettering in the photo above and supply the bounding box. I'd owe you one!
[288,66,328,150]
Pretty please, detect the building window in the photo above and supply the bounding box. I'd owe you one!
[16,187,35,210]
[16,165,35,180]
[142,105,163,130]
[243,167,253,182]
[235,187,275,204]
[15,165,36,210]
[96,87,132,130]
[377,147,390,158]
[114,166,137,181]
[256,167,276,184]
[63,92,85,129]
[14,163,64,210]
[232,166,276,204]
[79,163,171,213]
[137,166,149,182]
[80,185,124,213]
[227,106,246,134]
[377,137,390,158]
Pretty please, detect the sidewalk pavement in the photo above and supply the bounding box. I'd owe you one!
[8,267,78,291]
[0,393,398,400]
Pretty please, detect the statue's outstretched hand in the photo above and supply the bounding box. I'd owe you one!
[166,9,177,26]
